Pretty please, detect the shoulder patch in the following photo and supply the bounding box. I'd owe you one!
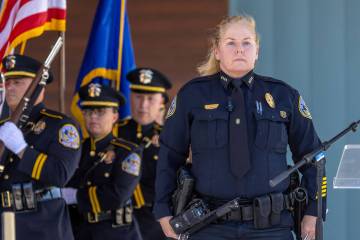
[40,109,64,119]
[121,152,141,176]
[298,96,312,119]
[166,95,177,119]
[58,124,80,149]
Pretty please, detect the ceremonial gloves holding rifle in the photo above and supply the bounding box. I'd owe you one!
[0,122,27,155]
[61,187,78,204]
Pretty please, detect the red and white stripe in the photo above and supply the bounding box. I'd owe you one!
[0,0,66,62]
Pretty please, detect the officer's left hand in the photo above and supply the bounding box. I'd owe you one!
[0,122,27,155]
[61,187,78,204]
[301,215,317,240]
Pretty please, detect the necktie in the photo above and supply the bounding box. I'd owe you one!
[229,81,251,178]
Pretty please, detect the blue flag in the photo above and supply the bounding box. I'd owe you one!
[71,0,135,135]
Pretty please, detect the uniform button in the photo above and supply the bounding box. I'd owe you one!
[136,133,142,139]
[90,151,96,157]
[87,181,92,186]
[104,172,110,178]
[9,158,13,163]
[4,175,9,180]
[235,118,241,125]
[30,145,34,149]
[153,155,158,160]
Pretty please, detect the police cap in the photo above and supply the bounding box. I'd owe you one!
[1,54,54,84]
[127,68,172,94]
[79,83,125,108]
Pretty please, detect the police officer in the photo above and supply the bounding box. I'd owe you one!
[154,15,326,240]
[0,54,81,240]
[116,68,171,240]
[63,83,142,240]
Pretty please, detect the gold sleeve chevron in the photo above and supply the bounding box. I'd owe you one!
[31,153,48,180]
[133,184,145,209]
[88,186,101,213]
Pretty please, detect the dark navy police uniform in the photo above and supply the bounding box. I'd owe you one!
[67,134,142,240]
[117,118,164,240]
[116,68,172,240]
[154,71,327,239]
[0,54,81,240]
[67,83,143,240]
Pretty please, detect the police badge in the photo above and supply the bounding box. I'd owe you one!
[88,83,102,97]
[139,69,153,84]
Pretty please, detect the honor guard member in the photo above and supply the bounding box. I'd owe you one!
[116,68,171,240]
[155,15,327,240]
[0,54,81,240]
[63,83,143,240]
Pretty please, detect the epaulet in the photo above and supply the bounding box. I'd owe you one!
[258,74,295,90]
[182,73,218,88]
[40,109,64,120]
[0,117,9,125]
[111,138,138,152]
[117,117,131,127]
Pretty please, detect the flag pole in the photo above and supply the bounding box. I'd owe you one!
[59,32,66,113]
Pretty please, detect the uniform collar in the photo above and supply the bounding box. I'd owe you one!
[219,70,254,90]
[28,102,45,121]
[89,133,113,153]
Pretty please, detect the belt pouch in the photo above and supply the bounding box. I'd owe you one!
[11,184,23,211]
[253,195,271,229]
[23,183,36,210]
[270,193,283,225]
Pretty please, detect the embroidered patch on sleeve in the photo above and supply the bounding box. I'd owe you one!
[122,153,141,176]
[59,124,80,149]
[298,96,312,119]
[166,95,177,119]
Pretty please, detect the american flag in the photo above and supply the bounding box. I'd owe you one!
[0,0,66,63]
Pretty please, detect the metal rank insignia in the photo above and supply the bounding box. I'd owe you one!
[33,120,46,134]
[265,93,275,108]
[139,69,153,84]
[88,83,101,97]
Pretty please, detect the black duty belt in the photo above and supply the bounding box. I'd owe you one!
[85,211,112,223]
[1,186,62,210]
[202,193,297,223]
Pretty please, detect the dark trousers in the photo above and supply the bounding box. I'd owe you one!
[134,206,167,240]
[77,218,142,240]
[189,222,294,240]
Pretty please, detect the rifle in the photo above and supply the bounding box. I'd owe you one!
[0,37,63,173]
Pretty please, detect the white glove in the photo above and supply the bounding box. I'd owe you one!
[0,122,27,154]
[61,187,78,204]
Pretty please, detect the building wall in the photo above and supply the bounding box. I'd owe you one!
[21,0,227,114]
[230,0,360,239]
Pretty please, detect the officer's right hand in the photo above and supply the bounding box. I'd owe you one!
[159,216,178,239]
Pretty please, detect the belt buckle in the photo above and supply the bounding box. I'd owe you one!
[1,191,12,208]
[87,212,99,223]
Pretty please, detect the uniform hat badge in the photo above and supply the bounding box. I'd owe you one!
[265,93,275,108]
[88,83,102,98]
[5,55,16,70]
[139,69,153,84]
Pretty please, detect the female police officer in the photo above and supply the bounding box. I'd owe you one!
[154,15,326,240]
[62,83,142,240]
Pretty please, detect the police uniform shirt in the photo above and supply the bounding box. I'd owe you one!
[116,118,162,207]
[154,71,327,220]
[68,133,141,214]
[0,103,81,240]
